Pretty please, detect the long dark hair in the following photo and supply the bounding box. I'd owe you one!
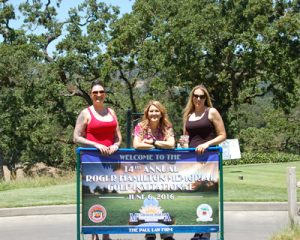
[90,80,104,90]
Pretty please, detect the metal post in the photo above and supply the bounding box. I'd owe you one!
[287,167,297,226]
[76,149,81,240]
[126,109,132,148]
[219,149,224,240]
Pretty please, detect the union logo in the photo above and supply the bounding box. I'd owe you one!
[88,204,107,223]
[196,203,213,222]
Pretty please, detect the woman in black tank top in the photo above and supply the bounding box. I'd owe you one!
[185,107,216,148]
[182,85,226,240]
[183,84,226,154]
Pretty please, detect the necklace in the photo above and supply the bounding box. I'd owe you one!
[147,126,161,140]
[194,107,206,116]
[93,106,108,116]
[151,128,159,136]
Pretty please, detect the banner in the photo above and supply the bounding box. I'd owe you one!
[79,149,221,235]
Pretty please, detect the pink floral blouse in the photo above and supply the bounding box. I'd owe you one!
[133,123,174,141]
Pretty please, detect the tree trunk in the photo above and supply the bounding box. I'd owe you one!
[0,152,4,181]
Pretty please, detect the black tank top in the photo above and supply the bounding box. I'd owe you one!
[185,108,216,148]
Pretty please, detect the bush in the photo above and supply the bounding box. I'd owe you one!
[223,152,300,166]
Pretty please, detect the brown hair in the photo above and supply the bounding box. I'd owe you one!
[90,80,104,90]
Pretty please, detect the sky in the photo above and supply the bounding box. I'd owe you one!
[55,0,134,17]
[10,0,134,18]
[8,0,135,53]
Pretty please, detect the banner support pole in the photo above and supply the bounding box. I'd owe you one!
[219,148,224,240]
[76,148,81,240]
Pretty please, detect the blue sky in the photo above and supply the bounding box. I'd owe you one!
[55,0,134,18]
[8,0,135,54]
[10,0,134,27]
[10,0,134,17]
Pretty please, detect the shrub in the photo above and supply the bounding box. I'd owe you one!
[223,152,300,166]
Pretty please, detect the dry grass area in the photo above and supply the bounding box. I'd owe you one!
[2,163,65,181]
[271,225,300,240]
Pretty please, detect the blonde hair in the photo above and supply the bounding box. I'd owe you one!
[182,85,213,124]
[140,100,173,139]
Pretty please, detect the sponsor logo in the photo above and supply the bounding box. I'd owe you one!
[88,205,107,223]
[196,204,213,222]
[129,198,172,224]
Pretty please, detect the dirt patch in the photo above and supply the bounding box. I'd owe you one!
[2,163,62,181]
[25,163,63,177]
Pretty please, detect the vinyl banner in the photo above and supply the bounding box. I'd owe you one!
[80,149,220,235]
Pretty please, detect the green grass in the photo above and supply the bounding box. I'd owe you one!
[0,183,76,207]
[223,161,300,202]
[1,162,300,208]
[0,172,76,191]
[0,173,76,208]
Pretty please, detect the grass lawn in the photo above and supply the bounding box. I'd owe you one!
[223,161,300,202]
[1,162,300,208]
[0,183,76,207]
[0,173,76,208]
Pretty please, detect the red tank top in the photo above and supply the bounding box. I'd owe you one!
[86,107,117,147]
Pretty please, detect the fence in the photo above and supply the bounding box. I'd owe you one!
[125,109,143,148]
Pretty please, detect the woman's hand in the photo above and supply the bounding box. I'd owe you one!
[195,143,210,154]
[143,139,154,145]
[133,136,155,150]
[108,144,119,155]
[95,143,110,155]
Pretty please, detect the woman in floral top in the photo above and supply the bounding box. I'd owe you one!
[133,100,175,150]
[133,100,175,240]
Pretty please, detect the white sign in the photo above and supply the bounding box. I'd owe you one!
[220,139,241,160]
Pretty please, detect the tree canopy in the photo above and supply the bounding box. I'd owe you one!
[0,0,299,177]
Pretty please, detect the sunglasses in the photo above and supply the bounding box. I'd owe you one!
[193,94,206,100]
[92,90,105,95]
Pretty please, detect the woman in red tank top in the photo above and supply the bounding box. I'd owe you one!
[74,80,121,155]
[73,80,121,240]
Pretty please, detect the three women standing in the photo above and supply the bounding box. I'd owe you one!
[73,82,226,240]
